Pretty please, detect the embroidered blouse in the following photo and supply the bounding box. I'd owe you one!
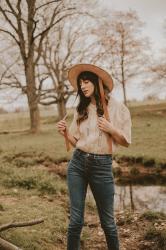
[68,95,132,154]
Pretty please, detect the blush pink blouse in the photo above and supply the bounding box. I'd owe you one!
[69,95,132,154]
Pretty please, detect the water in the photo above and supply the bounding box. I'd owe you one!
[114,185,166,212]
[87,185,166,212]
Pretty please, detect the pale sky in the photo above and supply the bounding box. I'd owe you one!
[104,0,166,51]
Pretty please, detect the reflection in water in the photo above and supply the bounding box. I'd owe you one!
[87,185,166,212]
[115,185,166,212]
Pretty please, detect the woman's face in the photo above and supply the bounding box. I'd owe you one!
[79,79,95,97]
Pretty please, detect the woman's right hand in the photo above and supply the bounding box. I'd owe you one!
[57,119,68,136]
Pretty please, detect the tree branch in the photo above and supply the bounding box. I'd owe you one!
[39,100,57,105]
[0,218,44,232]
[0,237,22,250]
[34,8,75,40]
[0,218,44,250]
[0,5,18,33]
[6,0,18,17]
[35,0,62,12]
[0,28,19,45]
[0,55,20,79]
[16,0,27,61]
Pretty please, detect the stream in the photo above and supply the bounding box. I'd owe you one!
[87,185,166,212]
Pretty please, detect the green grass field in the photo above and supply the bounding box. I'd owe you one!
[117,102,166,164]
[0,102,166,164]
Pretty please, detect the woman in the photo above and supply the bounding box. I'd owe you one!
[57,64,132,250]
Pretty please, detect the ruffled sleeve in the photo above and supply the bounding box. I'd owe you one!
[68,109,80,140]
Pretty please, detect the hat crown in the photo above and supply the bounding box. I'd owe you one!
[68,64,113,92]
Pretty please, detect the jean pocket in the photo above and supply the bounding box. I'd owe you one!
[95,157,112,167]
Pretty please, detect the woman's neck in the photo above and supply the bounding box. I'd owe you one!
[90,96,96,105]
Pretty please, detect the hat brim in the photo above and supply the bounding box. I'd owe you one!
[68,64,113,92]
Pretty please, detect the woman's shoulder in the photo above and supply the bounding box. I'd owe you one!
[108,95,125,109]
[108,95,131,117]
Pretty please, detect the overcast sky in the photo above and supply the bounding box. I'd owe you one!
[104,0,166,51]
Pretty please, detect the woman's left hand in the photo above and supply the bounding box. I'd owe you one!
[98,117,114,134]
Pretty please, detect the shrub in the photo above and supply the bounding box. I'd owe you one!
[130,166,140,176]
[143,158,155,167]
[155,166,163,175]
[14,158,37,168]
[144,225,159,240]
[140,211,166,221]
[5,175,38,190]
[144,225,166,250]
[117,211,133,226]
[0,204,5,211]
[2,165,67,195]
[113,166,122,177]
[135,156,143,164]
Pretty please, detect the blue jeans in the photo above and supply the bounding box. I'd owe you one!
[67,148,119,250]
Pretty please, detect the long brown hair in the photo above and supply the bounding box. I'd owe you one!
[75,71,110,124]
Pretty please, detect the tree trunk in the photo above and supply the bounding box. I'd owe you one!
[25,59,40,133]
[121,59,127,106]
[121,33,127,106]
[129,182,135,211]
[122,80,127,106]
[28,97,40,133]
[57,98,66,119]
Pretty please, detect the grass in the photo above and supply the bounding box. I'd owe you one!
[141,210,166,250]
[0,161,67,195]
[0,159,68,249]
[115,111,166,163]
[0,111,74,162]
[0,186,68,249]
[140,210,166,221]
[0,102,166,164]
[116,211,133,226]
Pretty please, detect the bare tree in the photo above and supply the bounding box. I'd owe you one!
[0,0,104,126]
[0,0,76,133]
[37,16,102,118]
[146,20,166,93]
[149,60,166,92]
[94,10,150,105]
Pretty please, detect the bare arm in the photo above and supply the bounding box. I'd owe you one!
[107,126,129,147]
[98,117,129,147]
[67,132,78,147]
[57,119,78,147]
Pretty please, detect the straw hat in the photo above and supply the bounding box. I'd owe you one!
[68,64,113,92]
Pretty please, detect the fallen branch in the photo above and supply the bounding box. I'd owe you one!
[0,218,44,249]
[0,218,44,232]
[0,237,22,250]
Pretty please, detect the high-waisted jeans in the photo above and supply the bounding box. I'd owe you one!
[66,148,120,250]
